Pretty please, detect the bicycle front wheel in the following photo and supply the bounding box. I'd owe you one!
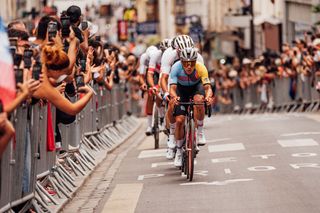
[153,105,159,149]
[187,119,195,181]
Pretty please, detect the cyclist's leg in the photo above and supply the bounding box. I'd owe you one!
[173,112,186,167]
[154,73,165,128]
[193,83,206,145]
[145,92,154,135]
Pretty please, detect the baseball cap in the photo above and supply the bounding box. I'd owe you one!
[67,6,81,24]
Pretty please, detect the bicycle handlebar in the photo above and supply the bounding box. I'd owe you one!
[178,101,212,117]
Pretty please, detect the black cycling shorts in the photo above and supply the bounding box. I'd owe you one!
[173,82,205,116]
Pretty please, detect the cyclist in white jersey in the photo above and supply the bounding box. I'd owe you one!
[139,40,171,135]
[160,35,205,160]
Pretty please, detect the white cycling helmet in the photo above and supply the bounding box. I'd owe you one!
[179,47,198,61]
[174,35,194,50]
[159,38,171,51]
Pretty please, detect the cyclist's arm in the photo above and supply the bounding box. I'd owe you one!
[169,84,178,98]
[204,84,213,100]
[160,73,169,93]
[147,69,155,88]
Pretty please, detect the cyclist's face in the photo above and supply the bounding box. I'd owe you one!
[182,60,196,74]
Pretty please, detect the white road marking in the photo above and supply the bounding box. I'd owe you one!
[211,157,237,163]
[138,149,166,159]
[277,138,319,147]
[291,153,317,157]
[206,138,232,143]
[208,143,245,153]
[137,174,165,181]
[251,154,276,159]
[224,169,232,174]
[281,132,320,137]
[247,166,276,172]
[290,163,320,169]
[152,161,197,168]
[180,178,254,186]
[102,183,143,213]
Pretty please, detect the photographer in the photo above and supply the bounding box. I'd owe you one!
[66,5,89,53]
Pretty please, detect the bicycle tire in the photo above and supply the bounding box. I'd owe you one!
[153,105,160,149]
[187,119,195,181]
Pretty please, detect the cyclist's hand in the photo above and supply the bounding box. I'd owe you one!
[151,86,158,95]
[163,92,170,102]
[173,96,180,105]
[140,83,147,91]
[205,96,214,105]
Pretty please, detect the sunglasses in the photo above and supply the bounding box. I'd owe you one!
[182,60,196,68]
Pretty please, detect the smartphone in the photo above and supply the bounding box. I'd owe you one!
[81,21,88,30]
[13,54,23,67]
[23,49,33,69]
[32,62,42,80]
[47,21,58,42]
[9,37,18,47]
[15,68,23,87]
[60,16,71,37]
[80,59,86,72]
[75,75,85,89]
[95,36,101,42]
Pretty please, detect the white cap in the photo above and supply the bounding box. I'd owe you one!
[313,38,320,47]
[242,58,252,65]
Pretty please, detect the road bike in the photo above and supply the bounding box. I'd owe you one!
[179,100,211,181]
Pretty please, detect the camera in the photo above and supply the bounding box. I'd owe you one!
[9,37,18,47]
[32,62,42,80]
[81,21,88,31]
[47,21,58,42]
[15,68,23,87]
[75,75,85,89]
[23,49,33,69]
[60,16,71,37]
[80,59,86,72]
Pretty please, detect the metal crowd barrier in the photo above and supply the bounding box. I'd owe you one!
[216,75,320,114]
[0,82,141,213]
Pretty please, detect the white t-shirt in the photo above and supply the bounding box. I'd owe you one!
[160,47,204,75]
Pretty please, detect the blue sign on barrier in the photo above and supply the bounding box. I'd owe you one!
[136,22,158,35]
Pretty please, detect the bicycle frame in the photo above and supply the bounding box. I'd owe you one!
[179,100,206,181]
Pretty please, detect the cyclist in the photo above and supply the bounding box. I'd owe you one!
[169,47,213,167]
[139,40,170,135]
[160,35,204,160]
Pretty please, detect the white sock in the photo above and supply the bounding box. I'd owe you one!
[176,139,184,148]
[169,122,176,135]
[147,115,153,127]
[197,119,204,133]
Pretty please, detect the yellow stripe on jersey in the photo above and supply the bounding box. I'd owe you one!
[195,62,210,85]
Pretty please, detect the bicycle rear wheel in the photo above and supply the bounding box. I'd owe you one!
[187,119,195,181]
[153,105,159,149]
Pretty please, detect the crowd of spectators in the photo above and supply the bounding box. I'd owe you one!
[212,32,320,113]
[0,5,143,158]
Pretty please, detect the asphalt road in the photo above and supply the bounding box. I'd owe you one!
[98,113,320,213]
